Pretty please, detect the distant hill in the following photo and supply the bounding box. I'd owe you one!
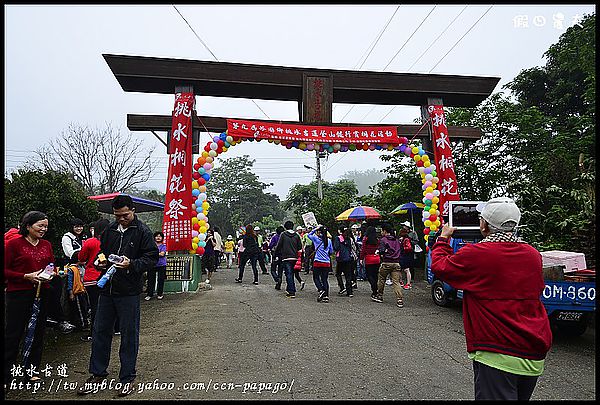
[341,169,386,196]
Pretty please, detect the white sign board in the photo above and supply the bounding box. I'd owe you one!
[301,212,318,228]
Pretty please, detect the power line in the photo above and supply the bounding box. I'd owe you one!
[429,5,493,73]
[382,5,437,71]
[407,5,468,71]
[172,5,271,120]
[378,5,493,123]
[340,5,437,123]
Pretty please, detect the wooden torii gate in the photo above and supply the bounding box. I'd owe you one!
[103,54,498,151]
[104,53,499,292]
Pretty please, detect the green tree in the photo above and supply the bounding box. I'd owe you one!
[283,179,358,231]
[445,13,595,265]
[4,169,99,260]
[207,155,285,237]
[124,187,166,234]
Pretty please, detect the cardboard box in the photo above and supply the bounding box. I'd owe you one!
[541,251,587,273]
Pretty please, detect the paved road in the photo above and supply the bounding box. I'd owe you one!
[5,267,596,400]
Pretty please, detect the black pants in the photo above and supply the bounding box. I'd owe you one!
[258,252,268,273]
[147,266,166,297]
[47,276,67,322]
[4,288,50,384]
[294,270,303,283]
[303,245,314,274]
[69,293,90,329]
[473,360,539,400]
[238,253,259,282]
[86,285,100,338]
[365,263,380,295]
[336,261,353,295]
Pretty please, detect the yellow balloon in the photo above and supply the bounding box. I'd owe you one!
[431,204,438,210]
[413,155,421,162]
[203,209,208,215]
[430,224,438,231]
[429,208,436,215]
[424,220,432,227]
[201,151,209,158]
[202,201,210,210]
[191,217,199,225]
[426,187,433,193]
[206,157,214,163]
[423,161,431,167]
[192,180,199,189]
[198,220,206,227]
[222,146,228,152]
[192,242,198,250]
[199,226,207,234]
[192,237,199,244]
[199,185,207,192]
[387,145,395,151]
[434,219,441,226]
[432,196,439,204]
[424,234,429,241]
[412,146,419,154]
[189,249,196,254]
[422,154,430,162]
[423,191,428,197]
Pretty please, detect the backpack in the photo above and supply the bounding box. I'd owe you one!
[401,237,413,254]
[67,264,86,295]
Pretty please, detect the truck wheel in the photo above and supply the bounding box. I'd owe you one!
[552,314,589,337]
[431,280,451,307]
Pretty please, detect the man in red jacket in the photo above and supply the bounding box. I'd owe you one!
[431,197,552,400]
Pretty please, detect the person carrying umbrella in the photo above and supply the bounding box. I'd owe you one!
[4,211,55,389]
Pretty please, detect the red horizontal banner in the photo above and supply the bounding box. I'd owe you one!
[227,119,399,144]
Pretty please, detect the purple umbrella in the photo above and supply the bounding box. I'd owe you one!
[21,281,42,369]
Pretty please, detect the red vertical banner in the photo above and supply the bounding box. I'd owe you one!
[428,104,460,217]
[163,91,195,251]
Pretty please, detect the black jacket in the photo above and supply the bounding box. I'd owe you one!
[99,216,159,296]
[274,230,302,261]
[242,234,261,256]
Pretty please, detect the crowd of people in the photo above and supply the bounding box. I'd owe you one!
[4,194,554,400]
[218,219,422,304]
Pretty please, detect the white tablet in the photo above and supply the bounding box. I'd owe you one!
[448,201,484,231]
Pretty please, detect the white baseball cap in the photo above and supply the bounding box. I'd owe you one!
[254,226,260,231]
[476,197,521,231]
[401,221,411,228]
[351,224,359,229]
[296,226,304,231]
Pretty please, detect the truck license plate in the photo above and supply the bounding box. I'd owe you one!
[556,311,583,321]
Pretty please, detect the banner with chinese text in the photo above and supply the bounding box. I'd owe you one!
[428,104,460,217]
[227,119,399,144]
[163,92,194,251]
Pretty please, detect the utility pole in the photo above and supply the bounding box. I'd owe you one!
[315,150,323,200]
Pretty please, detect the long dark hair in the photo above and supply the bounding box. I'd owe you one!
[18,211,48,236]
[318,226,329,248]
[245,224,255,238]
[364,226,378,246]
[94,219,110,239]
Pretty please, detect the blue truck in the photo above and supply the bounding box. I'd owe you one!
[426,236,596,337]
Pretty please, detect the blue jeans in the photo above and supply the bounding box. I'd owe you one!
[356,259,366,280]
[312,266,330,297]
[281,260,296,294]
[90,294,140,383]
[270,258,282,284]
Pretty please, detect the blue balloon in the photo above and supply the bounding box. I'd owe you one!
[198,167,205,175]
[196,207,202,213]
[224,141,230,148]
[198,241,207,248]
[292,141,299,148]
[213,135,220,142]
[195,198,203,206]
[192,189,200,197]
[202,173,211,181]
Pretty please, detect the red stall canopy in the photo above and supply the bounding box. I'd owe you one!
[88,192,164,214]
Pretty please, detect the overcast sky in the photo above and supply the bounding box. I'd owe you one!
[4,4,595,200]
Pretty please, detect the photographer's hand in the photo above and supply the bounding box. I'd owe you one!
[440,224,456,239]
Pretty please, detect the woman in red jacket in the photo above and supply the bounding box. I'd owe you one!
[4,211,55,388]
[360,226,381,301]
[77,218,110,342]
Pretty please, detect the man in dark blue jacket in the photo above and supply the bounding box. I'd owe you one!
[78,195,158,397]
[274,221,302,298]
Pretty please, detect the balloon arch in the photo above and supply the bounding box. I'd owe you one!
[188,132,442,255]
